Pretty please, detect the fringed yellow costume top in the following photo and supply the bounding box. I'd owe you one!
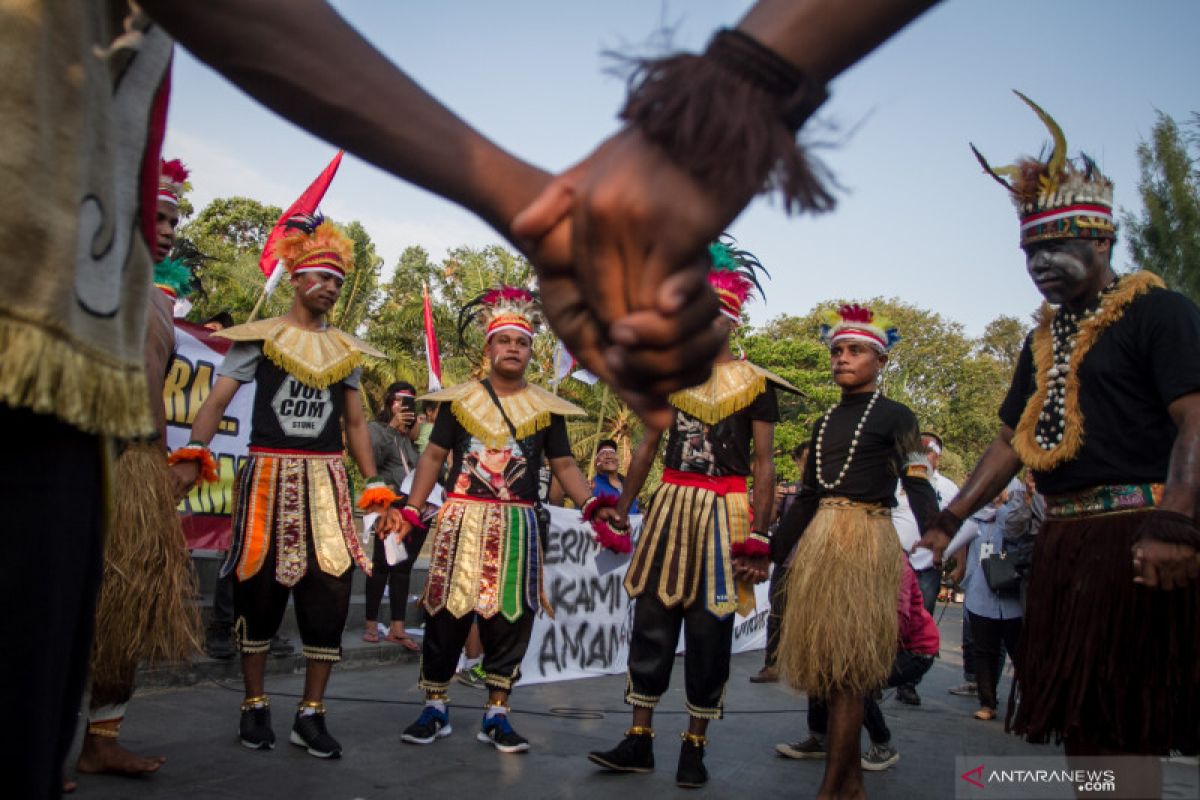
[216,318,384,390]
[420,380,585,448]
[0,5,172,438]
[669,360,798,425]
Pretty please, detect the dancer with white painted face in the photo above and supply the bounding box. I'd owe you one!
[170,213,396,760]
[392,287,621,755]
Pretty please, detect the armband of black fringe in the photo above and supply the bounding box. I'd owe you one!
[618,28,833,214]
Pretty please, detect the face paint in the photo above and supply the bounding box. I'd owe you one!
[1024,240,1100,306]
[304,282,323,296]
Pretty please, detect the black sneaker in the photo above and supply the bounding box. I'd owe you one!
[861,741,900,771]
[676,736,708,789]
[401,705,452,745]
[775,735,826,760]
[895,684,921,706]
[477,713,529,753]
[588,731,655,773]
[239,705,275,750]
[289,711,342,758]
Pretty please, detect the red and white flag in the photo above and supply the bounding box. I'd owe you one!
[552,339,598,387]
[259,150,344,291]
[423,282,443,391]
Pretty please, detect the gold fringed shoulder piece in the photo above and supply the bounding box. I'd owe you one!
[1012,271,1165,471]
[422,380,584,449]
[747,363,803,396]
[669,360,767,425]
[0,315,153,438]
[215,318,382,389]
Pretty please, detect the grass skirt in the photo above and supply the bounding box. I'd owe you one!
[777,499,903,696]
[1009,510,1200,754]
[90,442,201,687]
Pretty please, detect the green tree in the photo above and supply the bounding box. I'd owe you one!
[1123,111,1200,303]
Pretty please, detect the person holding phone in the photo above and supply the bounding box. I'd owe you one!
[364,382,423,649]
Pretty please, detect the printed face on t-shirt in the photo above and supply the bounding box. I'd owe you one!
[453,437,528,500]
[270,377,335,439]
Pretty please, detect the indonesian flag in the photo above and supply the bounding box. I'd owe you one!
[258,150,344,278]
[552,339,575,389]
[552,339,598,387]
[423,282,443,391]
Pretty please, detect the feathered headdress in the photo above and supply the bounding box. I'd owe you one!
[819,303,900,352]
[707,237,767,322]
[458,286,543,343]
[153,240,211,300]
[269,212,354,279]
[158,158,190,206]
[970,91,1115,247]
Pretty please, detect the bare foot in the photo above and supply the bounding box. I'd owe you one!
[62,778,77,794]
[76,734,166,776]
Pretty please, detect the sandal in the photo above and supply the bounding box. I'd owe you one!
[362,627,381,643]
[385,632,421,651]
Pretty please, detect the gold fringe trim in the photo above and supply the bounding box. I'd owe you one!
[421,381,585,449]
[302,645,341,663]
[624,676,660,708]
[215,318,385,389]
[90,443,202,687]
[0,315,153,438]
[1012,272,1164,471]
[483,668,519,691]
[669,360,776,425]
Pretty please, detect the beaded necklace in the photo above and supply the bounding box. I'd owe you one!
[1032,277,1120,450]
[815,389,881,490]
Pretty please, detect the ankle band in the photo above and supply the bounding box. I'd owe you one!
[681,731,708,747]
[240,695,270,711]
[626,726,654,738]
[86,719,122,738]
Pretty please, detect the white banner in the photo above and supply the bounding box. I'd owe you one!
[519,505,770,686]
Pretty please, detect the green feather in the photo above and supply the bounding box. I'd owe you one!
[153,257,193,298]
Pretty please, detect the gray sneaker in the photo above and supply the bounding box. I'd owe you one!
[776,735,826,760]
[948,681,978,697]
[861,742,900,771]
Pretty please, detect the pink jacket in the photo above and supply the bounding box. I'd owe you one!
[898,561,940,656]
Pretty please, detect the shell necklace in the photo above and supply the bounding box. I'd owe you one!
[1033,277,1119,450]
[815,389,881,489]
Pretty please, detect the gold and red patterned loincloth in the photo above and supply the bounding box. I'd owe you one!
[223,447,370,585]
[422,494,548,622]
[625,469,756,618]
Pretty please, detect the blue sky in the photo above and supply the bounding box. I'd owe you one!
[164,0,1199,336]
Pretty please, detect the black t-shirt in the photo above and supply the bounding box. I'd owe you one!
[218,342,359,453]
[662,387,779,477]
[430,407,572,503]
[801,392,926,506]
[999,288,1200,494]
[773,392,938,561]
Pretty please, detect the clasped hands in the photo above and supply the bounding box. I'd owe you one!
[511,127,755,429]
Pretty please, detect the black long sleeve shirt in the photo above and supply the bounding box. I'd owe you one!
[772,391,938,563]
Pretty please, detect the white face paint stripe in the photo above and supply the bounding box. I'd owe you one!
[304,282,323,296]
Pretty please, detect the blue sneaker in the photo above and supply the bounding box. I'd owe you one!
[402,705,452,745]
[477,713,529,753]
